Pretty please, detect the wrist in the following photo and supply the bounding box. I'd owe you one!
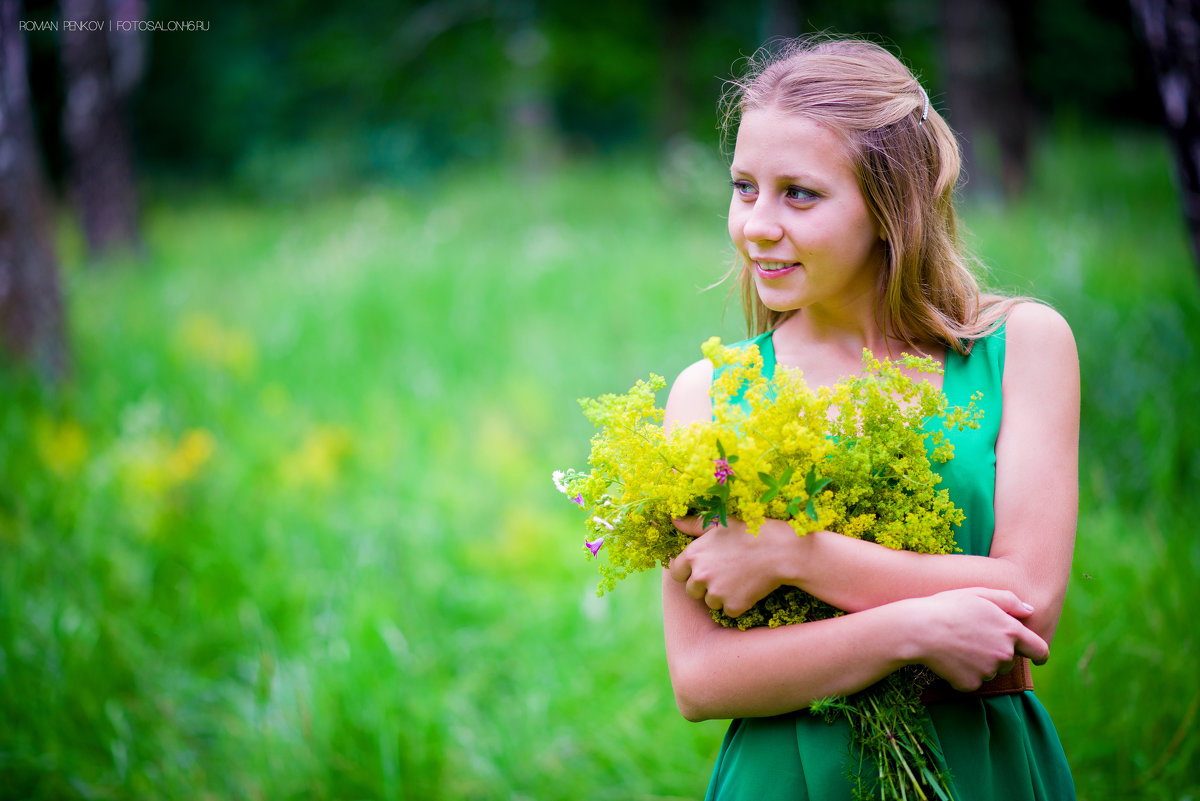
[887,597,929,667]
[762,519,813,588]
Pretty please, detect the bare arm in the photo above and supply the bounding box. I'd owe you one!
[660,348,1054,721]
[669,304,1079,643]
[664,570,1044,720]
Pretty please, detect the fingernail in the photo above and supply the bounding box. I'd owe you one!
[1020,602,1035,613]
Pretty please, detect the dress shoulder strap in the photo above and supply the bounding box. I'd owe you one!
[716,330,776,413]
[945,322,1007,412]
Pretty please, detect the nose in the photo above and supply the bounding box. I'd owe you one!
[741,197,783,244]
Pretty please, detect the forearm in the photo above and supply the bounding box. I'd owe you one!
[780,527,1064,640]
[784,527,1018,609]
[663,572,916,721]
[664,571,1050,722]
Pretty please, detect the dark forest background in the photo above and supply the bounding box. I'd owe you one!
[17,0,1163,194]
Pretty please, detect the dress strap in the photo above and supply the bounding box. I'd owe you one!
[716,330,777,414]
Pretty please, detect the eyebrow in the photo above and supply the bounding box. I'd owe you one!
[730,163,810,178]
[729,166,827,187]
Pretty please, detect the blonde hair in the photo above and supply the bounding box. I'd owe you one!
[720,36,1020,353]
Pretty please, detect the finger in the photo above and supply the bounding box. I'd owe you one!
[687,581,708,602]
[948,674,983,693]
[672,516,707,537]
[723,601,747,618]
[704,592,723,611]
[968,587,1036,619]
[1013,625,1050,665]
[667,555,691,584]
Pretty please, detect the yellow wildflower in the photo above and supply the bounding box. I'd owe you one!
[281,425,353,489]
[175,312,258,378]
[166,429,216,483]
[34,416,88,477]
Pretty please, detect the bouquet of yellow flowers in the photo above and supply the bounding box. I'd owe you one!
[555,337,983,801]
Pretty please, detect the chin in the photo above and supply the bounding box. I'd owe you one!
[754,285,805,313]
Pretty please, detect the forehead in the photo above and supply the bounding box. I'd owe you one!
[731,107,857,181]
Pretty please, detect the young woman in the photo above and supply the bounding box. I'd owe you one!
[662,38,1078,799]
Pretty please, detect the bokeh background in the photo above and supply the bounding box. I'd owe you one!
[2,0,1199,799]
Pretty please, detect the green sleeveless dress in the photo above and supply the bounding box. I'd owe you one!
[705,326,1076,801]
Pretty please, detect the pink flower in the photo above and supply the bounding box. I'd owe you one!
[714,458,734,484]
[585,537,604,555]
[571,493,584,507]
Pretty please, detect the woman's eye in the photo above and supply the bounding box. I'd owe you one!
[730,180,756,197]
[785,186,817,201]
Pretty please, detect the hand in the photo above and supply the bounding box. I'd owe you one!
[905,587,1049,691]
[667,516,799,618]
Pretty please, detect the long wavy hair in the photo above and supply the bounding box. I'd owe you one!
[720,36,1021,353]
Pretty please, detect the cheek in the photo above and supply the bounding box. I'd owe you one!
[727,202,742,244]
[820,210,879,260]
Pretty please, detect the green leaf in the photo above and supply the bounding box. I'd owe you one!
[804,465,831,497]
[697,494,729,528]
[758,471,781,502]
[806,498,819,521]
[759,466,797,504]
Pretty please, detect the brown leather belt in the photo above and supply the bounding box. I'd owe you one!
[921,657,1033,704]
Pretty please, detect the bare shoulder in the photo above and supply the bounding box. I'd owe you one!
[1001,302,1079,402]
[1005,301,1075,343]
[1004,302,1078,369]
[664,358,714,431]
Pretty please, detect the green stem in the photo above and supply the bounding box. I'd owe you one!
[889,735,928,801]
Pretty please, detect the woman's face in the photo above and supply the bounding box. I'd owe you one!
[728,107,885,317]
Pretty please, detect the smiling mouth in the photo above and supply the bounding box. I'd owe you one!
[754,261,800,279]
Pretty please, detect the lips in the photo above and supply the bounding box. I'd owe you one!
[754,260,800,279]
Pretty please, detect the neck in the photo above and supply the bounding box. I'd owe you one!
[774,294,892,351]
[772,305,940,363]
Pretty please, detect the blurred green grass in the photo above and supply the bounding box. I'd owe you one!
[1,130,1198,800]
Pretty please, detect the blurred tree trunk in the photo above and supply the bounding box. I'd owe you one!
[655,0,696,143]
[939,0,1033,200]
[59,0,144,260]
[502,20,559,171]
[1130,0,1200,272]
[0,0,68,378]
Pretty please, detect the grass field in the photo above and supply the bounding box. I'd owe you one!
[2,128,1198,800]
